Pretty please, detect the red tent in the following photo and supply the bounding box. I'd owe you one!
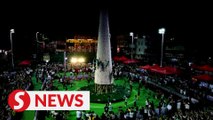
[113,56,120,61]
[120,56,129,61]
[123,59,140,64]
[164,66,180,75]
[198,65,213,72]
[152,64,160,69]
[150,64,160,71]
[193,74,213,81]
[150,67,172,75]
[191,64,213,72]
[18,60,31,66]
[113,56,129,62]
[139,65,151,70]
[139,64,179,75]
[149,65,179,75]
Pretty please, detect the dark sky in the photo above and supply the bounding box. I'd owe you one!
[0,1,212,57]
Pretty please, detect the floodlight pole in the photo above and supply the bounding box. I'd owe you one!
[10,29,15,69]
[158,28,166,67]
[130,32,134,59]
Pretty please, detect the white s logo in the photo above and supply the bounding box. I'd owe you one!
[14,92,25,110]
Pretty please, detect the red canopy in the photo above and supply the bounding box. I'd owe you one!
[18,60,31,66]
[113,56,120,61]
[191,64,213,72]
[139,65,151,70]
[150,66,173,75]
[193,74,213,81]
[164,66,180,74]
[152,64,160,69]
[113,56,129,62]
[123,59,140,64]
[198,65,213,72]
[120,56,129,61]
[140,64,179,75]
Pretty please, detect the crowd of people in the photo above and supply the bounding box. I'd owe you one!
[0,67,34,120]
[0,61,213,120]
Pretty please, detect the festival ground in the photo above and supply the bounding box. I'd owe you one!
[22,73,161,120]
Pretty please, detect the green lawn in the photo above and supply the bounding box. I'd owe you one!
[22,73,160,120]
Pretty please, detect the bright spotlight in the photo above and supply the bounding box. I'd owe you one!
[158,28,165,34]
[78,58,85,63]
[129,32,133,36]
[71,58,77,63]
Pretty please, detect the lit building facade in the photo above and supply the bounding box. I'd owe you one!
[66,36,97,53]
[115,34,147,60]
[135,36,147,59]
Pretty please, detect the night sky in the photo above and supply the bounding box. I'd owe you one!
[0,1,212,58]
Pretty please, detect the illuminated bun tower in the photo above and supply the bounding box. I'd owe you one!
[95,9,113,94]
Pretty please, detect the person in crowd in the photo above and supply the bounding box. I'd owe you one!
[76,110,82,120]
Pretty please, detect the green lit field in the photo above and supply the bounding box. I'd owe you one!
[22,73,160,120]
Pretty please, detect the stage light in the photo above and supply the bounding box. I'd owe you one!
[71,57,77,63]
[78,57,85,63]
